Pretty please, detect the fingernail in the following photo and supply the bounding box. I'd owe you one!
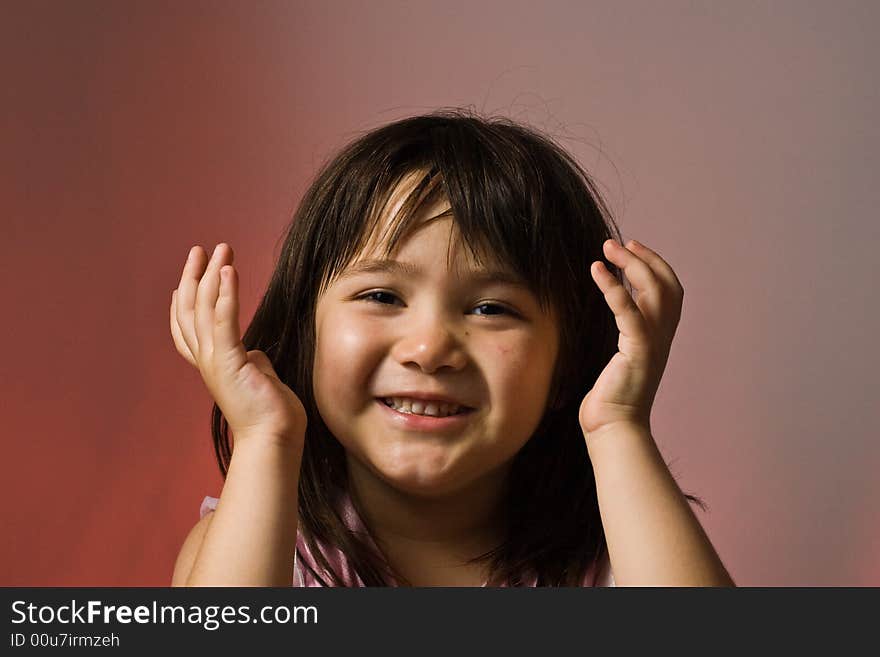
[213,244,221,257]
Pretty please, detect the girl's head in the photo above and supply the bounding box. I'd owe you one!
[312,169,562,499]
[212,109,624,585]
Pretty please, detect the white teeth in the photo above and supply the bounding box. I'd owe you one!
[383,397,464,417]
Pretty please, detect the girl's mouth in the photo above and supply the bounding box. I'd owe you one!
[374,398,476,432]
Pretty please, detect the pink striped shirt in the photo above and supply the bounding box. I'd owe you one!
[199,493,614,587]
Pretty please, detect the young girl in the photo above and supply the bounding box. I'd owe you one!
[169,109,734,587]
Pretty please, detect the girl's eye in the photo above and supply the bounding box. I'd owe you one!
[472,302,510,316]
[360,290,401,306]
[357,291,515,317]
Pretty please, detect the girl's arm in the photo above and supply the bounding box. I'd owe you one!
[582,239,734,586]
[587,423,734,586]
[177,435,303,587]
[169,243,308,586]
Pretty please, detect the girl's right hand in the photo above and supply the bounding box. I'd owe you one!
[170,243,307,448]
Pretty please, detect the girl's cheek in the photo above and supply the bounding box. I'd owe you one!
[491,334,531,365]
[316,315,385,398]
[492,336,555,398]
[332,316,390,361]
[495,342,512,358]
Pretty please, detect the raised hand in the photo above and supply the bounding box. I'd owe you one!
[579,239,684,442]
[170,243,307,446]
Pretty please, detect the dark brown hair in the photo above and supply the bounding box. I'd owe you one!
[209,108,705,586]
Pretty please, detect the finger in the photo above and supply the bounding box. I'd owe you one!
[176,245,208,362]
[194,243,234,361]
[170,289,197,367]
[213,264,248,373]
[623,240,684,335]
[625,240,684,298]
[602,239,662,296]
[602,239,664,326]
[590,260,650,349]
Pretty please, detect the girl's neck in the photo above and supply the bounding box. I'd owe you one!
[345,456,509,577]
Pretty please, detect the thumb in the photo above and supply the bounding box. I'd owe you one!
[246,350,281,380]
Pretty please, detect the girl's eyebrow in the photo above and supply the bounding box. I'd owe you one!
[337,258,530,289]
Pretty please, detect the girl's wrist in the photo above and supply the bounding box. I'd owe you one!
[230,429,306,459]
[583,421,653,462]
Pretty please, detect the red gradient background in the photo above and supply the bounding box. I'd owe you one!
[2,0,877,586]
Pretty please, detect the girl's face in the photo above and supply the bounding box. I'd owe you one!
[313,179,560,498]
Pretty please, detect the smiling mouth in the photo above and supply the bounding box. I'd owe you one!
[376,397,474,417]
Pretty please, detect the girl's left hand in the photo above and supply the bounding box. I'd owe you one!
[579,239,684,442]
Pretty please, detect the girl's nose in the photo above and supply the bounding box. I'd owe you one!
[391,322,468,374]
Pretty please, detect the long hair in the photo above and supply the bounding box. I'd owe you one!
[209,108,705,586]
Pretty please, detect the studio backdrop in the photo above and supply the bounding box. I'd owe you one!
[1,0,877,586]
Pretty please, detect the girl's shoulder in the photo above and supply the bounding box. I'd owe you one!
[172,498,217,586]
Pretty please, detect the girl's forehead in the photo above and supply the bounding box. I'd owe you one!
[354,215,503,275]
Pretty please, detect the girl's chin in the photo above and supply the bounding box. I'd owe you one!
[378,464,460,495]
[360,454,475,498]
